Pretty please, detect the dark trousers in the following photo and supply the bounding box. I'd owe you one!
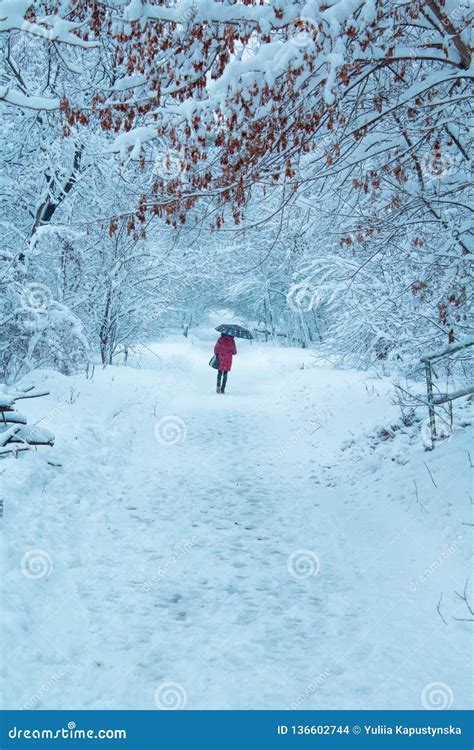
[217,370,228,391]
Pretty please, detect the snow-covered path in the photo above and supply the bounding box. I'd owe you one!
[2,332,472,710]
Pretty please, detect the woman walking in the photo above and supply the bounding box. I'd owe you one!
[214,333,237,393]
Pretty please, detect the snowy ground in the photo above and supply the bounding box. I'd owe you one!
[1,330,472,710]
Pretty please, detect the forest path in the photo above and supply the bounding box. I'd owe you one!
[77,332,467,709]
[110,334,347,710]
[3,331,471,710]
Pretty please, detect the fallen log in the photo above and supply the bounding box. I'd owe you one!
[0,386,55,456]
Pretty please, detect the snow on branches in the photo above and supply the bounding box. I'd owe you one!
[2,2,471,229]
[0,0,471,370]
[97,0,472,232]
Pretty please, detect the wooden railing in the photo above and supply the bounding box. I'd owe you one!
[421,337,474,449]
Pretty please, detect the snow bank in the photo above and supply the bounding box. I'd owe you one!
[1,333,472,709]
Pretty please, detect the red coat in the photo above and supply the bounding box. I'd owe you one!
[214,334,237,372]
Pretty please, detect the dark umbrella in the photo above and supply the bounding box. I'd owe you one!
[215,324,253,340]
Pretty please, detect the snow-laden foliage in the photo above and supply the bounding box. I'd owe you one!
[0,0,472,378]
